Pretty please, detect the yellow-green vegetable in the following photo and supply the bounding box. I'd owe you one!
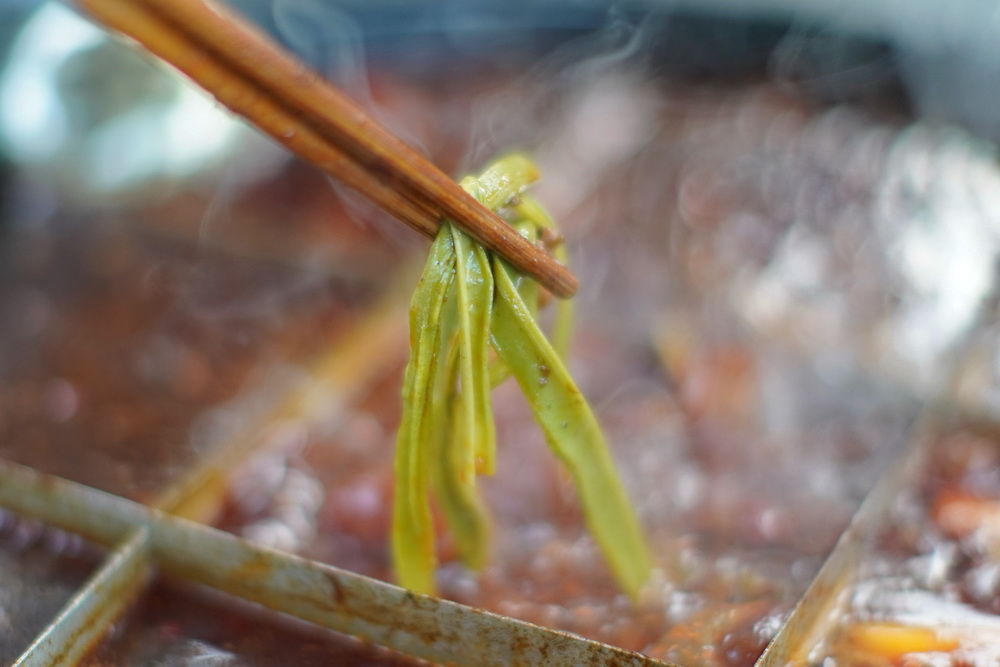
[514,195,574,360]
[449,223,496,476]
[491,255,652,596]
[391,154,651,599]
[391,229,455,594]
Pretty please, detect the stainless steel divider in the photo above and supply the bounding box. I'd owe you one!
[0,459,665,666]
[755,411,943,665]
[14,530,153,666]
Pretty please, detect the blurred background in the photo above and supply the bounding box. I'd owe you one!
[0,1,999,665]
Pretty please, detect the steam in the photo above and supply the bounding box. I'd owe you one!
[734,0,1000,138]
[272,0,372,102]
[271,3,372,240]
[269,0,437,246]
[462,14,653,173]
[259,3,662,247]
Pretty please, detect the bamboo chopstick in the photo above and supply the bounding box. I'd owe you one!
[76,0,579,298]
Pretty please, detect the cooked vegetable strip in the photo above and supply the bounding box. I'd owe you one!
[427,297,492,571]
[491,256,652,599]
[449,225,480,484]
[515,196,575,360]
[460,155,540,211]
[486,221,540,389]
[450,223,497,476]
[392,153,651,600]
[511,220,541,321]
[433,376,492,569]
[391,231,455,594]
[392,157,536,591]
[427,243,492,570]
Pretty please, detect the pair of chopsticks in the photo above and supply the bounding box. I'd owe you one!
[76,0,578,298]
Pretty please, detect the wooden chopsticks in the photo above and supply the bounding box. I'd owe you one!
[76,0,579,298]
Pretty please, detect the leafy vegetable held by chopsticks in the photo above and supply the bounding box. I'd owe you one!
[391,154,652,599]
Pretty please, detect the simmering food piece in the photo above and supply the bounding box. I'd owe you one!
[815,427,1000,664]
